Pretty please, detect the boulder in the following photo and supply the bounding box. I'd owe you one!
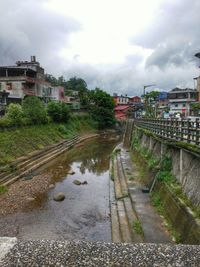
[68,170,75,175]
[73,180,82,185]
[82,181,88,185]
[53,192,65,201]
[26,197,35,202]
[49,184,55,189]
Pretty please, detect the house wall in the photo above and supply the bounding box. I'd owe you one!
[0,81,24,98]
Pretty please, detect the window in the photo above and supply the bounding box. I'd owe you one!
[6,83,12,90]
[182,103,186,107]
[175,104,178,107]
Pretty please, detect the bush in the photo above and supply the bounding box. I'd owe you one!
[47,101,70,123]
[5,103,24,126]
[90,106,115,129]
[22,96,48,124]
[47,101,62,122]
[0,116,13,128]
[60,102,70,122]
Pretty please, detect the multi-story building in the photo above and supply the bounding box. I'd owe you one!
[129,96,141,104]
[168,88,198,116]
[157,91,169,112]
[0,57,66,113]
[113,93,129,105]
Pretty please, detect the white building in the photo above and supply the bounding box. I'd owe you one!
[168,88,198,116]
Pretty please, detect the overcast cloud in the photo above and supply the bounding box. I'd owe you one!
[0,0,199,96]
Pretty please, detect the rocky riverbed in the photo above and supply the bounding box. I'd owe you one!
[0,174,52,216]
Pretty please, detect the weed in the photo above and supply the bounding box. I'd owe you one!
[132,220,143,236]
[0,185,8,195]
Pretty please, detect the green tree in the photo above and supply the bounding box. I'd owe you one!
[22,96,48,124]
[88,88,115,129]
[47,101,70,123]
[144,91,160,118]
[6,103,24,126]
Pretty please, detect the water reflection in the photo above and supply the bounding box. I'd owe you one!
[0,133,121,241]
[43,134,121,181]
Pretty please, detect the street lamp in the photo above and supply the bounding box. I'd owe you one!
[143,84,156,96]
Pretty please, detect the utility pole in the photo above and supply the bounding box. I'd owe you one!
[143,84,156,118]
[143,84,156,96]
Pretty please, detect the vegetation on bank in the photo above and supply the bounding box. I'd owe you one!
[0,115,97,166]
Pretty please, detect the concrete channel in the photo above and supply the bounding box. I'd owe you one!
[0,128,200,266]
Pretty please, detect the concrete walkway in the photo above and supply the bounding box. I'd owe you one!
[1,238,200,267]
[111,144,171,243]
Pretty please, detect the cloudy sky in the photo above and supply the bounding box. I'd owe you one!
[0,0,200,96]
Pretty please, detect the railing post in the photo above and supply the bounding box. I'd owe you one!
[180,119,184,142]
[196,118,200,146]
[187,119,191,143]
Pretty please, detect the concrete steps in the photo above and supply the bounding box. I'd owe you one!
[111,141,172,244]
[0,134,97,186]
[123,119,134,148]
[110,147,143,243]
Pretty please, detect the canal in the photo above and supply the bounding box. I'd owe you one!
[0,134,121,241]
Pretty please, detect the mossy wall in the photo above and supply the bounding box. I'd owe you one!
[155,182,200,244]
[133,128,200,206]
[132,126,200,244]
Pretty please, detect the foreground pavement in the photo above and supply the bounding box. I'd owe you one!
[0,237,200,267]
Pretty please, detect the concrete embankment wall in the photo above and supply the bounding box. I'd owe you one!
[132,126,200,244]
[135,127,200,206]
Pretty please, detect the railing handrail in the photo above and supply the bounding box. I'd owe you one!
[135,118,200,148]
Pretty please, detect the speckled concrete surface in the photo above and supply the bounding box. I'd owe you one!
[1,239,200,267]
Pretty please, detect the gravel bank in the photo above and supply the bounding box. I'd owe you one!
[0,174,52,216]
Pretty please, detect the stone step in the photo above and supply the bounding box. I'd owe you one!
[116,154,128,197]
[3,145,70,186]
[1,134,98,186]
[123,197,143,243]
[117,200,133,243]
[113,158,123,199]
[0,139,79,185]
[17,138,79,173]
[17,136,79,170]
[111,201,122,243]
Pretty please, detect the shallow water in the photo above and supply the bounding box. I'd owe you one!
[0,134,120,241]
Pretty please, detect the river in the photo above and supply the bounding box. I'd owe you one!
[0,134,121,241]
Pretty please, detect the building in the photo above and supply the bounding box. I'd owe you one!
[113,94,129,105]
[157,91,169,114]
[114,105,130,120]
[0,56,66,113]
[168,88,198,116]
[51,86,65,102]
[129,96,141,104]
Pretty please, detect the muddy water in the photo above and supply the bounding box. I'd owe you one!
[1,134,120,241]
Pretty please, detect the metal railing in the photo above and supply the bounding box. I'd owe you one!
[135,118,200,147]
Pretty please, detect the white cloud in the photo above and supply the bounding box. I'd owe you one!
[0,0,199,95]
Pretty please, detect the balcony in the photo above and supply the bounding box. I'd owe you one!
[23,87,36,96]
[0,76,36,83]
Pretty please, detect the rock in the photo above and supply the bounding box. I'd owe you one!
[53,192,65,201]
[49,184,55,189]
[58,166,63,169]
[82,181,88,185]
[68,170,75,175]
[73,180,82,185]
[26,197,35,202]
